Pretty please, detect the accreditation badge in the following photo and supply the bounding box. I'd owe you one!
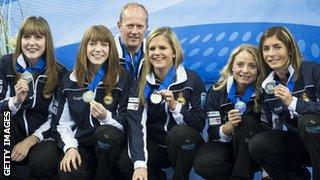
[177,92,186,105]
[104,92,113,105]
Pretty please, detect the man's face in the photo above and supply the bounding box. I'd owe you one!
[118,6,147,53]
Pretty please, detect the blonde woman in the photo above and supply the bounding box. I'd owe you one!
[119,27,206,180]
[193,44,265,179]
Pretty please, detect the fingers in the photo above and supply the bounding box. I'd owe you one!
[11,145,27,162]
[15,80,29,94]
[160,90,174,102]
[90,101,107,119]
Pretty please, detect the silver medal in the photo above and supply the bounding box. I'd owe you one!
[21,71,33,83]
[234,100,246,115]
[265,82,276,95]
[82,90,94,103]
[150,92,162,104]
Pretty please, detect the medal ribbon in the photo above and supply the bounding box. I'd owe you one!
[87,66,106,91]
[144,66,176,100]
[227,80,255,105]
[16,57,46,73]
[120,38,143,78]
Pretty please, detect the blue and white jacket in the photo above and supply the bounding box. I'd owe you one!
[114,34,146,79]
[126,65,206,169]
[52,70,131,152]
[261,61,320,131]
[206,76,260,142]
[0,54,67,140]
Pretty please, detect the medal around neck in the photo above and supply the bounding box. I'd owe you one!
[150,92,162,104]
[82,90,94,103]
[265,82,276,94]
[21,71,33,83]
[234,100,246,115]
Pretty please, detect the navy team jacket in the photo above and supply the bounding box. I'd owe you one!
[0,54,67,140]
[126,65,206,169]
[52,70,131,152]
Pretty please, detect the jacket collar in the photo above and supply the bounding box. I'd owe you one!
[146,65,187,86]
[114,33,146,58]
[262,65,294,89]
[69,70,119,84]
[226,75,257,97]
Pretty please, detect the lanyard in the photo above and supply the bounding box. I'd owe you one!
[16,57,46,73]
[120,38,143,78]
[87,66,105,91]
[227,80,255,105]
[144,66,176,100]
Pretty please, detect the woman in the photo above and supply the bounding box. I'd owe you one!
[118,27,206,180]
[0,16,67,178]
[53,25,131,179]
[193,44,265,179]
[249,26,320,180]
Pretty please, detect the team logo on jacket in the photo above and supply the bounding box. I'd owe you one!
[104,93,113,105]
[177,92,186,105]
[301,92,310,102]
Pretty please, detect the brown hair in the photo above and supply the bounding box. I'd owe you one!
[258,26,302,80]
[13,16,61,98]
[74,25,123,92]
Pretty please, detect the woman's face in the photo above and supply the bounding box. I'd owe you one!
[232,50,258,88]
[262,35,289,70]
[148,35,174,73]
[87,40,109,67]
[21,34,46,62]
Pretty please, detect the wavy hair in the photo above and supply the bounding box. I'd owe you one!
[258,26,302,80]
[138,26,183,104]
[214,44,264,112]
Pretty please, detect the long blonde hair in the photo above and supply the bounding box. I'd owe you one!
[138,27,183,104]
[13,16,61,98]
[214,44,264,112]
[74,25,123,92]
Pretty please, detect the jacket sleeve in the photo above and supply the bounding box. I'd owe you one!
[176,72,206,132]
[0,55,12,112]
[126,80,148,169]
[51,75,78,152]
[296,63,320,115]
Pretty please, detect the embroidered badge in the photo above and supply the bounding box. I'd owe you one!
[301,92,310,102]
[104,92,113,105]
[177,92,186,105]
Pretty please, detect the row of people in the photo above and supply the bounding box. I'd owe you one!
[0,2,319,180]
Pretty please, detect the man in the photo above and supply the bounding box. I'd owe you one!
[115,3,148,79]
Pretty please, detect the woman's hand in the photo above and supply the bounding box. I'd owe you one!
[160,90,177,111]
[90,100,108,120]
[60,148,82,172]
[132,167,148,180]
[274,84,293,107]
[11,135,39,162]
[222,109,242,135]
[13,79,29,107]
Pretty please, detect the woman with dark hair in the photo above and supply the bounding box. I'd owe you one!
[249,26,320,180]
[53,25,131,179]
[0,16,67,179]
[193,44,265,179]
